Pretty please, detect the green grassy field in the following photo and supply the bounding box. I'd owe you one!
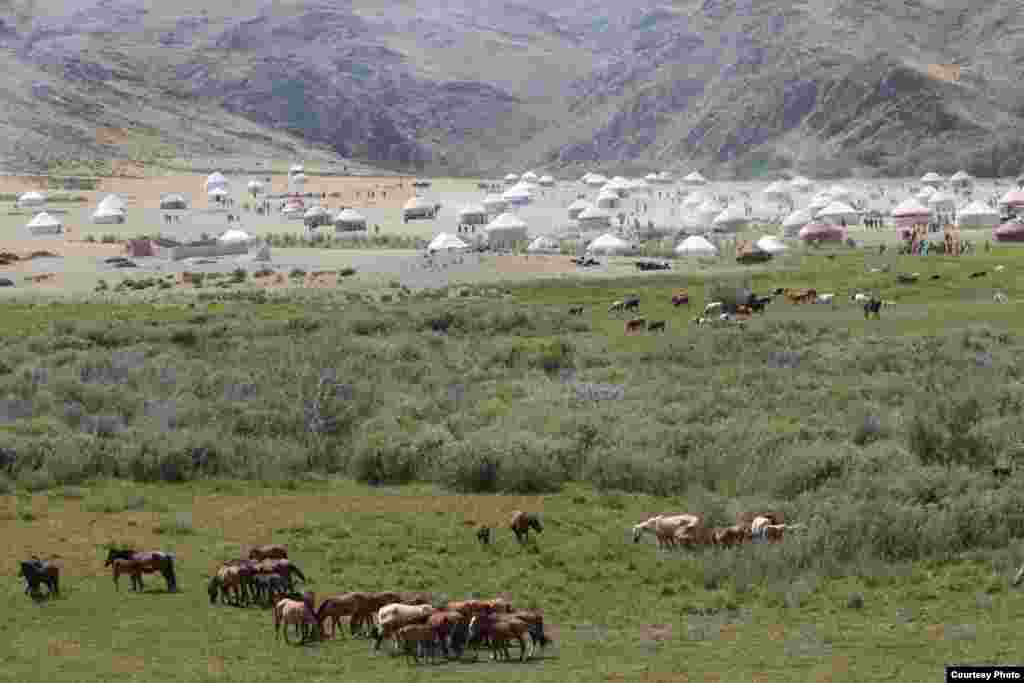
[4,249,1024,681]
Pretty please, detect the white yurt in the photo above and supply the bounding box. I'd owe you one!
[604,177,631,197]
[689,200,721,227]
[403,196,436,220]
[577,206,613,229]
[816,200,860,225]
[247,179,265,195]
[91,206,125,224]
[538,175,556,187]
[208,187,229,201]
[683,171,708,186]
[823,185,853,202]
[950,170,973,188]
[26,211,62,235]
[205,172,228,192]
[485,212,528,250]
[218,228,255,244]
[675,235,718,257]
[655,171,674,183]
[289,164,304,175]
[483,194,508,214]
[755,235,789,254]
[763,181,790,199]
[806,192,833,214]
[526,235,560,254]
[568,199,592,221]
[595,191,621,210]
[712,206,748,232]
[504,173,520,183]
[628,178,651,194]
[302,205,331,228]
[584,174,608,188]
[334,208,368,232]
[502,186,532,206]
[521,171,539,183]
[927,191,957,211]
[956,200,1000,229]
[781,208,813,237]
[644,173,660,183]
[428,232,468,252]
[920,172,944,187]
[891,197,933,218]
[790,176,814,191]
[159,194,188,210]
[580,172,595,184]
[97,194,126,213]
[586,232,636,256]
[16,191,45,208]
[457,204,488,226]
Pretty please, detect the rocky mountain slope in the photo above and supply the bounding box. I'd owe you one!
[2,0,1023,177]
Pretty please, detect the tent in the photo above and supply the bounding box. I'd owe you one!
[483,194,508,214]
[584,174,608,187]
[798,222,846,242]
[484,212,528,250]
[920,172,944,187]
[950,170,973,188]
[403,196,436,220]
[26,211,62,235]
[595,191,620,210]
[675,235,718,257]
[781,208,813,237]
[303,206,331,228]
[994,219,1024,243]
[807,192,833,213]
[712,206,748,232]
[97,194,126,213]
[427,232,468,252]
[16,191,45,208]
[755,235,789,254]
[538,175,555,187]
[334,208,367,232]
[160,194,188,210]
[526,235,560,253]
[644,173,660,183]
[683,171,707,186]
[683,193,708,209]
[568,199,592,221]
[247,180,264,194]
[205,172,228,191]
[504,173,520,183]
[91,206,125,224]
[823,185,853,202]
[816,200,860,225]
[208,187,229,199]
[521,171,539,183]
[763,181,790,198]
[457,205,488,225]
[916,185,936,201]
[586,232,636,256]
[957,200,1000,229]
[577,206,613,229]
[218,229,254,244]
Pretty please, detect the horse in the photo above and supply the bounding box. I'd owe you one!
[253,573,289,607]
[568,306,584,316]
[209,565,247,606]
[255,559,306,592]
[476,526,492,546]
[647,320,666,333]
[864,298,882,319]
[248,545,288,561]
[508,610,551,652]
[351,591,403,636]
[374,603,435,651]
[510,511,542,544]
[632,515,701,550]
[112,558,147,592]
[446,598,513,618]
[19,558,59,598]
[316,593,370,639]
[428,610,470,659]
[104,549,177,592]
[608,300,625,314]
[274,594,320,644]
[468,613,532,662]
[625,317,646,335]
[712,525,748,548]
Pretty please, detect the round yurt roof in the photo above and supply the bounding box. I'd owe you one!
[538,175,555,186]
[290,173,306,184]
[644,173,660,182]
[205,172,227,188]
[816,200,859,218]
[927,191,956,207]
[483,193,507,207]
[521,171,539,182]
[763,181,789,196]
[999,189,1024,207]
[994,220,1024,242]
[585,174,608,186]
[208,187,229,197]
[335,208,366,223]
[218,229,253,243]
[92,206,123,218]
[891,198,933,217]
[683,193,707,209]
[160,193,187,207]
[17,191,45,205]
[526,235,560,253]
[799,222,845,241]
[486,212,527,230]
[683,171,707,185]
[247,179,264,190]
[950,170,972,183]
[756,235,788,254]
[504,173,520,182]
[958,200,999,216]
[404,196,432,211]
[26,211,61,228]
[568,198,591,212]
[807,193,833,211]
[713,206,747,226]
[458,204,487,217]
[304,206,329,218]
[916,185,936,199]
[675,235,718,255]
[578,206,611,222]
[98,194,125,212]
[790,175,813,188]
[824,185,852,200]
[921,172,944,184]
[427,232,468,251]
[782,208,814,228]
[587,233,632,252]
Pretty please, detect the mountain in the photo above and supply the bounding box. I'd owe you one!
[2,0,1024,178]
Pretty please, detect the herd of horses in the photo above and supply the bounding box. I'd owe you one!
[631,511,804,550]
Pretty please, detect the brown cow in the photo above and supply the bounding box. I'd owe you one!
[625,317,646,335]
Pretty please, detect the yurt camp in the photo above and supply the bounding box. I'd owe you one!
[484,212,528,250]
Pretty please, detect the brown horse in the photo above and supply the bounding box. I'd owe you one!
[428,610,470,658]
[468,613,532,661]
[248,545,288,561]
[446,598,513,617]
[316,593,371,639]
[105,549,177,592]
[510,511,542,544]
[350,591,403,636]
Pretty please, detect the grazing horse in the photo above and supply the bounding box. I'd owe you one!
[396,624,441,664]
[19,558,59,598]
[316,593,365,639]
[633,514,702,550]
[508,610,551,651]
[248,545,288,561]
[623,296,640,312]
[351,591,402,636]
[476,526,492,546]
[625,318,646,335]
[647,320,666,333]
[675,524,716,548]
[468,614,532,662]
[209,565,247,606]
[672,291,689,307]
[253,573,289,607]
[446,598,513,618]
[274,594,320,644]
[568,306,585,315]
[105,549,177,592]
[374,603,436,651]
[428,610,470,659]
[255,559,306,592]
[510,511,542,544]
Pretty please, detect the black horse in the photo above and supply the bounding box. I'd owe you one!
[105,549,177,592]
[19,558,59,598]
[864,298,882,320]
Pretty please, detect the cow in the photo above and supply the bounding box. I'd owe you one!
[647,320,666,333]
[625,318,646,335]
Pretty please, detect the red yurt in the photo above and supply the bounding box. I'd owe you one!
[993,219,1024,243]
[798,222,846,243]
[891,198,932,239]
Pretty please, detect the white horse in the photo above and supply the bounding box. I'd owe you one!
[374,603,435,651]
[632,514,701,549]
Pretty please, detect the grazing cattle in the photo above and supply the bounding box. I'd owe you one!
[783,288,816,304]
[764,525,787,543]
[672,291,690,307]
[568,306,585,315]
[374,603,436,651]
[815,293,835,305]
[18,558,59,598]
[623,296,641,312]
[693,316,708,327]
[703,301,724,316]
[396,623,440,664]
[274,595,319,644]
[468,614,533,662]
[477,526,492,546]
[633,514,702,550]
[749,296,772,313]
[105,549,177,592]
[249,545,288,561]
[864,298,882,319]
[647,320,666,333]
[882,300,895,308]
[970,271,988,279]
[608,300,625,314]
[510,511,542,544]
